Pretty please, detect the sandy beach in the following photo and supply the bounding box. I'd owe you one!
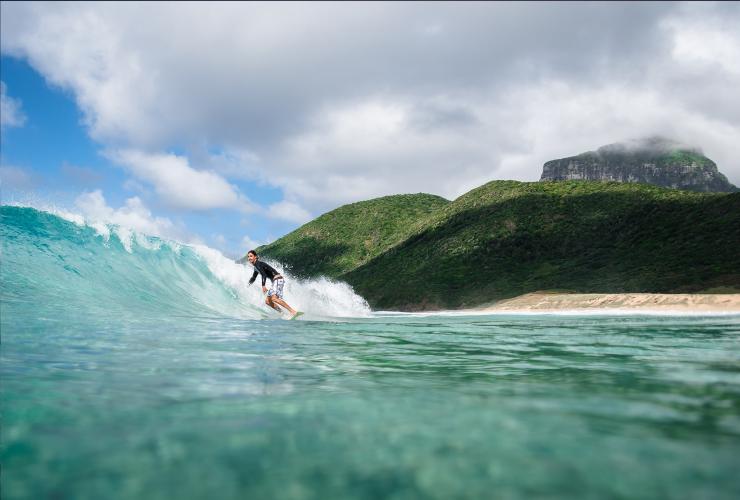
[477,292,740,313]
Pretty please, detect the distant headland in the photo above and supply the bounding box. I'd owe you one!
[540,136,737,193]
[259,138,740,311]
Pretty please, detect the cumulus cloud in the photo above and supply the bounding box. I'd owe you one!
[665,3,740,77]
[1,81,26,129]
[74,189,195,242]
[240,235,263,252]
[2,1,739,217]
[107,149,256,213]
[266,200,312,224]
[272,97,504,203]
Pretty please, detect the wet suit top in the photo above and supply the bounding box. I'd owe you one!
[249,260,282,287]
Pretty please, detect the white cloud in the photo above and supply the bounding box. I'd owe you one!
[670,27,740,76]
[268,96,501,206]
[267,200,312,224]
[240,235,263,252]
[74,189,195,243]
[108,149,256,213]
[491,82,740,183]
[664,4,740,77]
[1,81,26,129]
[2,1,738,219]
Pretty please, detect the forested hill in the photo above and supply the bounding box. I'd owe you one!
[257,193,449,277]
[259,181,740,310]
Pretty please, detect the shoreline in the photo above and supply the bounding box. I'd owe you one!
[472,292,740,314]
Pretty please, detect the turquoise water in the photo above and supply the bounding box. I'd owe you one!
[2,206,740,499]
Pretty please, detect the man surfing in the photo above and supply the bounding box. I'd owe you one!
[244,250,302,319]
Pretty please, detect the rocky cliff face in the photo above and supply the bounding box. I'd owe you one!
[540,137,737,192]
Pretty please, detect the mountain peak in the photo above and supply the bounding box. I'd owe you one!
[540,137,736,193]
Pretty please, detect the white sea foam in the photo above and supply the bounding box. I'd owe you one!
[191,246,372,319]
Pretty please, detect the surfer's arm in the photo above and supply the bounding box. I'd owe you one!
[248,270,258,285]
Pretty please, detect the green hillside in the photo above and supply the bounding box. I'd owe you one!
[257,193,449,277]
[261,181,740,310]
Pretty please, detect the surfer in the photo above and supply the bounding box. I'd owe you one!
[245,250,301,319]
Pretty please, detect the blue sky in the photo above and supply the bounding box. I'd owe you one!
[1,54,297,257]
[2,56,126,204]
[2,2,739,258]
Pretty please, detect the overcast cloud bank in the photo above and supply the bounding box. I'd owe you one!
[2,1,739,221]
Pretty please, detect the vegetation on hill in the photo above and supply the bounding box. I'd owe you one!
[261,181,740,310]
[257,193,449,277]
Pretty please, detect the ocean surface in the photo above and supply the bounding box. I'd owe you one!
[2,205,740,499]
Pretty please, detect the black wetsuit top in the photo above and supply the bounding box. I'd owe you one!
[249,260,282,287]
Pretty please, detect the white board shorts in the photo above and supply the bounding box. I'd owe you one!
[267,278,285,299]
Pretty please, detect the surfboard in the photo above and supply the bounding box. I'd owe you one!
[289,311,304,320]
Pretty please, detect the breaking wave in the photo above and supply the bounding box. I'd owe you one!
[0,206,371,321]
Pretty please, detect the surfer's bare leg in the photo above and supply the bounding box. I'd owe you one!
[271,297,296,316]
[265,296,283,313]
[265,278,296,316]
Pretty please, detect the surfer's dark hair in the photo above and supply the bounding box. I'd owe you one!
[248,250,258,257]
